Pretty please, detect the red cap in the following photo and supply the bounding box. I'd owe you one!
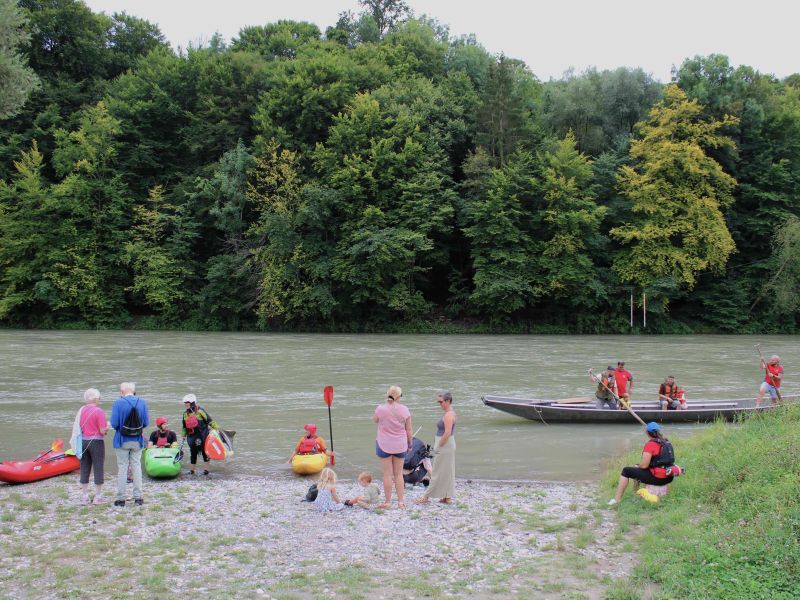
[304,423,317,434]
[156,417,168,427]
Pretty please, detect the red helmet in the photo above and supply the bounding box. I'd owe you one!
[303,423,317,435]
[156,417,168,427]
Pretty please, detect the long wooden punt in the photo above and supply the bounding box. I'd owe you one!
[481,395,797,424]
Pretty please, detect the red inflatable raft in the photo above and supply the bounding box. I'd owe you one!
[0,441,80,484]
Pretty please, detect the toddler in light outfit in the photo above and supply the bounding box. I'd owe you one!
[314,467,345,512]
[345,471,381,508]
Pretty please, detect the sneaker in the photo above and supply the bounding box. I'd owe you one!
[202,469,209,476]
[126,477,133,483]
[92,494,107,505]
[189,470,196,475]
[134,498,144,506]
[114,500,125,507]
[80,493,91,505]
[607,498,618,506]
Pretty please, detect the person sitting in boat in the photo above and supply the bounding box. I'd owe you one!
[658,375,681,410]
[608,422,683,506]
[148,417,178,448]
[589,366,619,409]
[675,387,688,410]
[288,423,328,463]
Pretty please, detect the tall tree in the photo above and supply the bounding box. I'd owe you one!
[611,85,738,293]
[358,0,412,36]
[0,0,40,119]
[534,133,607,306]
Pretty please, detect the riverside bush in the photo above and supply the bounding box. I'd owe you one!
[604,405,800,598]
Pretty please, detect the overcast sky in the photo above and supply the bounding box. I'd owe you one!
[82,0,800,82]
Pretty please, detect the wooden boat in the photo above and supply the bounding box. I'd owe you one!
[481,395,797,424]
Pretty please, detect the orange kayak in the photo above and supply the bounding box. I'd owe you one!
[0,450,80,484]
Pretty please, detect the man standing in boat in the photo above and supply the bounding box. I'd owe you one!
[589,366,619,409]
[756,355,783,407]
[614,361,634,407]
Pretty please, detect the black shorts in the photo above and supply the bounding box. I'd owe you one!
[621,466,673,486]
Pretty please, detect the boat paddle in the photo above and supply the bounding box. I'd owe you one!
[324,385,335,465]
[589,368,647,427]
[173,436,186,464]
[755,344,783,402]
[34,439,65,463]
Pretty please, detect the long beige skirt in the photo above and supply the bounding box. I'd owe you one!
[426,435,456,499]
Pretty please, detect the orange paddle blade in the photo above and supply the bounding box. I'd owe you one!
[51,439,64,452]
[204,431,226,460]
[323,386,334,406]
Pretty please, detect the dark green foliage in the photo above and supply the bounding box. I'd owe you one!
[1,1,800,332]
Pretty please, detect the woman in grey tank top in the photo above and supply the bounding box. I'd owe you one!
[416,390,456,504]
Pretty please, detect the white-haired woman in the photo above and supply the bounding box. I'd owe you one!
[181,394,217,475]
[373,385,413,509]
[73,388,109,505]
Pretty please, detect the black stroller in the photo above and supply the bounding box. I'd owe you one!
[403,437,432,486]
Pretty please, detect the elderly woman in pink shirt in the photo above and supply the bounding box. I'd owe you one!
[373,385,413,509]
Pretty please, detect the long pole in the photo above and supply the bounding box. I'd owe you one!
[630,293,633,328]
[643,292,647,329]
[589,368,647,426]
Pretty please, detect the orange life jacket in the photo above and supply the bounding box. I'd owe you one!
[661,382,677,398]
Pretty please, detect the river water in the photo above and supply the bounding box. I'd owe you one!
[0,331,795,482]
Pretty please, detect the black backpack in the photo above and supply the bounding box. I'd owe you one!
[304,484,318,502]
[650,438,675,468]
[121,398,144,436]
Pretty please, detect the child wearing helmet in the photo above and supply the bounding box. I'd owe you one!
[147,417,178,448]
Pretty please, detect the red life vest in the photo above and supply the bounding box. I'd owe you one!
[297,435,322,454]
[661,382,677,398]
[155,432,169,447]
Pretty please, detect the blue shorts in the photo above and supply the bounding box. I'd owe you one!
[375,441,406,459]
[760,382,779,399]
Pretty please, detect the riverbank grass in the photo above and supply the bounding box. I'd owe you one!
[605,403,800,598]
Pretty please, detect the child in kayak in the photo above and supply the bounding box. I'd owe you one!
[345,471,381,508]
[314,467,344,512]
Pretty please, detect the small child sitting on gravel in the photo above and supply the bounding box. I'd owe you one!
[314,467,345,512]
[344,471,381,508]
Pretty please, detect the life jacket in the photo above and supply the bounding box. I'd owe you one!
[596,374,614,398]
[661,382,678,398]
[297,435,323,454]
[155,431,170,447]
[184,408,209,436]
[649,438,675,469]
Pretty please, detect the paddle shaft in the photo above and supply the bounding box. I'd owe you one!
[755,344,783,402]
[590,369,647,427]
[327,404,334,465]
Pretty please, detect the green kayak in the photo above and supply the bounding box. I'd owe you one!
[144,447,181,479]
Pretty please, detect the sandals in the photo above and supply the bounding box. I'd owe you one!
[438,498,452,504]
[376,503,392,509]
[415,497,430,505]
[397,502,406,509]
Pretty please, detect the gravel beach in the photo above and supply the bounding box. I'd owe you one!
[0,473,633,599]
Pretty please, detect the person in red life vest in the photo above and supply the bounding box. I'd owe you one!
[614,361,634,406]
[181,394,218,476]
[756,354,783,407]
[148,417,178,448]
[608,422,682,506]
[658,375,681,410]
[288,423,328,463]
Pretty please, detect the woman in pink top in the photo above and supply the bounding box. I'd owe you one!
[76,388,109,505]
[373,385,413,509]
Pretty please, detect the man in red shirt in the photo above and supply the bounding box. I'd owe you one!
[614,361,634,406]
[756,354,783,407]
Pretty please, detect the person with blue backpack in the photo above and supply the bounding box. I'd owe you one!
[110,382,150,507]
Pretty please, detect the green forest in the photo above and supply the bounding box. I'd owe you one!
[2,0,800,333]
